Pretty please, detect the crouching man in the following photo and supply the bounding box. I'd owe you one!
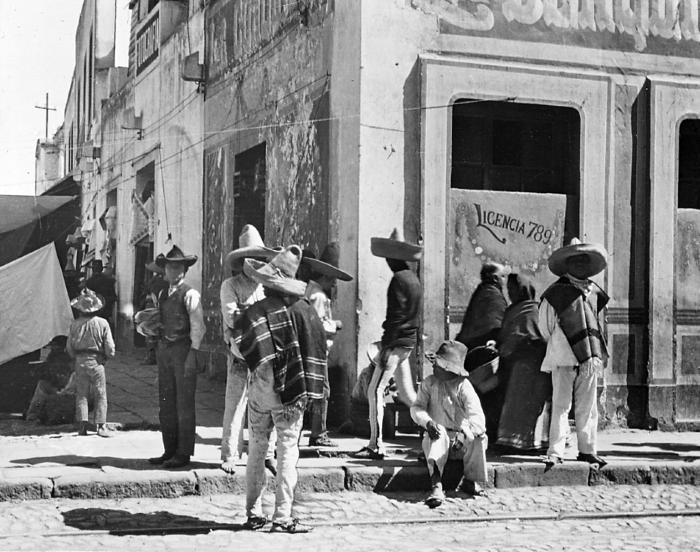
[411,340,488,508]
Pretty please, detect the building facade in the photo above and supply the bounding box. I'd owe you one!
[52,0,700,428]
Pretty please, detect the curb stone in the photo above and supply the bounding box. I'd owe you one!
[0,477,53,500]
[52,470,197,499]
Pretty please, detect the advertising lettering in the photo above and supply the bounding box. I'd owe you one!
[136,12,159,76]
[413,0,700,54]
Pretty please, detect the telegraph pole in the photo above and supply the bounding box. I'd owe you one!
[34,93,56,141]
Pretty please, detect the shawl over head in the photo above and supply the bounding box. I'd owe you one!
[456,282,507,348]
[498,274,544,358]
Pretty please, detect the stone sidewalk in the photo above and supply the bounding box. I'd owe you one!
[0,350,698,501]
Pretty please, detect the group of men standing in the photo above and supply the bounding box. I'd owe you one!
[142,224,609,525]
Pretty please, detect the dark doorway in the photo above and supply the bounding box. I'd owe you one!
[451,100,580,239]
[678,119,700,209]
[233,143,267,242]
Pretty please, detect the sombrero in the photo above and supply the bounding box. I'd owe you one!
[370,228,422,261]
[302,242,353,281]
[134,308,162,337]
[224,225,276,271]
[243,245,307,297]
[548,237,608,278]
[425,340,468,377]
[71,288,105,314]
[155,245,198,268]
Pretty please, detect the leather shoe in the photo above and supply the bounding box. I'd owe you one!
[577,453,607,468]
[162,455,190,468]
[148,453,174,465]
[270,518,313,534]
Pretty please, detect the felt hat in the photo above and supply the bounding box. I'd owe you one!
[155,245,198,268]
[425,340,469,377]
[134,307,162,337]
[370,227,423,261]
[302,242,353,281]
[145,260,164,274]
[548,237,608,278]
[243,245,307,297]
[71,288,105,314]
[224,225,277,271]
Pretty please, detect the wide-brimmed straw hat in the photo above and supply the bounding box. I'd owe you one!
[243,245,307,297]
[548,237,608,278]
[145,261,164,275]
[71,288,105,314]
[155,245,198,268]
[425,340,468,377]
[371,227,423,261]
[224,225,276,271]
[134,307,162,337]
[302,242,353,281]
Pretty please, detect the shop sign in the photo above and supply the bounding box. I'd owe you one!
[449,189,568,307]
[136,12,160,75]
[414,0,700,56]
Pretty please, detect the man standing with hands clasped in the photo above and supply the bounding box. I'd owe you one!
[149,245,206,469]
[539,237,609,469]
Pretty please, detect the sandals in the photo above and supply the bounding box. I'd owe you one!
[577,453,608,468]
[425,485,445,508]
[243,515,268,531]
[352,446,385,460]
[270,518,313,534]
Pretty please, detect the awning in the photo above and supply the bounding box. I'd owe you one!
[0,195,76,234]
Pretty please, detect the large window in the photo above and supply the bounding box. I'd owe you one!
[679,119,700,209]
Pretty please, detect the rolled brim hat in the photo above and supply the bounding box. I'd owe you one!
[366,341,382,365]
[425,340,469,377]
[155,245,198,268]
[71,289,105,314]
[302,257,353,281]
[224,224,277,270]
[243,245,307,297]
[371,227,422,262]
[548,238,608,278]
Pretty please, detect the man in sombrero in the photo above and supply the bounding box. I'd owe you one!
[539,237,609,468]
[300,242,353,447]
[355,228,422,460]
[219,225,278,474]
[148,245,206,469]
[411,340,488,508]
[234,245,326,533]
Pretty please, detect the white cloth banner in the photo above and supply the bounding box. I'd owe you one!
[0,243,73,365]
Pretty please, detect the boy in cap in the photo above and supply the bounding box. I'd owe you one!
[411,340,488,508]
[67,289,116,437]
[235,245,326,534]
[356,227,422,459]
[539,238,609,468]
[219,225,277,474]
[300,243,353,447]
[149,245,206,469]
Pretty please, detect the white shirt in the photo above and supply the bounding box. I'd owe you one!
[410,375,486,438]
[305,279,337,350]
[220,273,265,358]
[168,281,206,350]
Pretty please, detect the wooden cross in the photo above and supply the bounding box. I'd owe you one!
[34,93,56,141]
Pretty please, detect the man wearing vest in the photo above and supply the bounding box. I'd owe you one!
[539,238,609,469]
[149,245,206,469]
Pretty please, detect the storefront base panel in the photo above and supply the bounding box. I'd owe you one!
[602,384,654,430]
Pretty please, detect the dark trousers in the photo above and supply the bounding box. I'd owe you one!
[157,340,197,457]
[310,363,331,438]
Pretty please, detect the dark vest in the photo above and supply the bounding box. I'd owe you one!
[159,283,192,343]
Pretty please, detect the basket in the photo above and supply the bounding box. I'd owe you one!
[465,344,500,394]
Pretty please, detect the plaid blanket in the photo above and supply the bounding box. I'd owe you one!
[235,296,326,413]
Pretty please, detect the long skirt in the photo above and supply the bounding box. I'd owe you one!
[496,345,552,452]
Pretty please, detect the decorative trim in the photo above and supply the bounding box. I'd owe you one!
[606,307,647,325]
[675,309,700,325]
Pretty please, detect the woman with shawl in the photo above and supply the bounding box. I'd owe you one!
[496,274,552,452]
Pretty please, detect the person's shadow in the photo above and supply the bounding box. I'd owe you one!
[11,455,219,470]
[62,508,244,535]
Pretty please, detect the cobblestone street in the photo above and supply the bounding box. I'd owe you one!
[0,484,698,551]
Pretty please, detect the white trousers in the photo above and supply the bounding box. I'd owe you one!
[367,346,415,452]
[423,431,488,483]
[245,370,303,525]
[221,356,275,462]
[547,366,598,458]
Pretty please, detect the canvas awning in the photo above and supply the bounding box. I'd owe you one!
[0,195,76,234]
